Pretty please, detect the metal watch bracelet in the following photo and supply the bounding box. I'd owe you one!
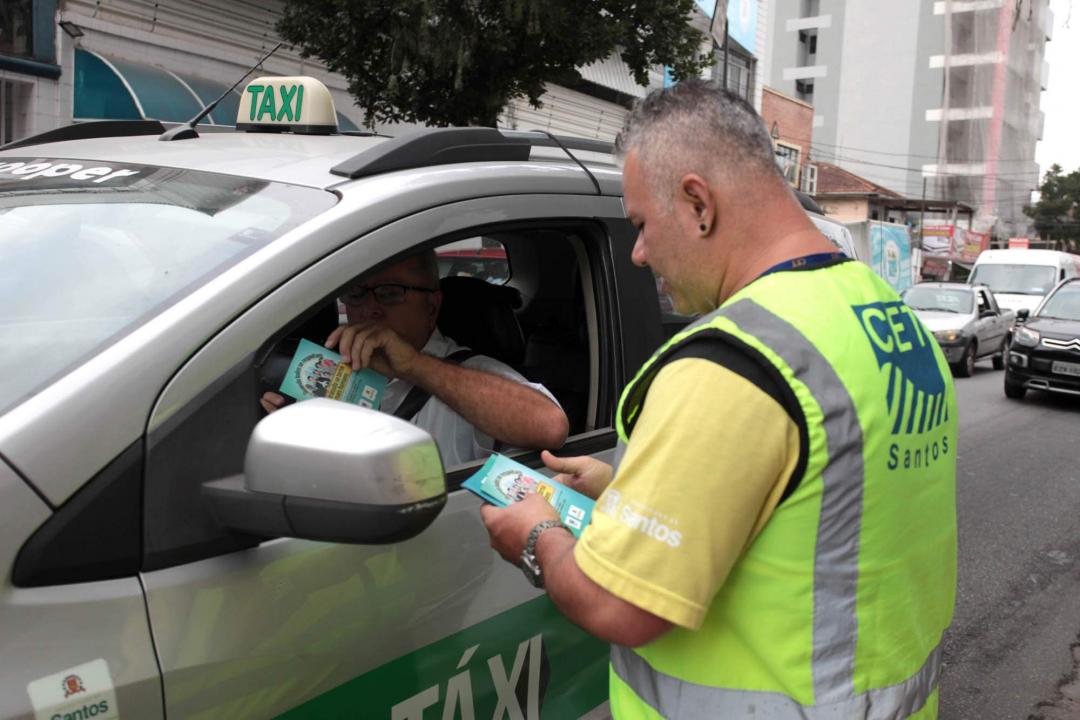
[519,519,573,588]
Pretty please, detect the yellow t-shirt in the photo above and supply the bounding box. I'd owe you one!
[574,356,801,630]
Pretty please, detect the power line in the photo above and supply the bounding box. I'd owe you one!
[808,138,1043,164]
[809,153,1042,181]
[810,147,1044,179]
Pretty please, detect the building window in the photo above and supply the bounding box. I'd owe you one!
[0,0,33,59]
[719,50,754,102]
[0,0,58,73]
[775,142,801,186]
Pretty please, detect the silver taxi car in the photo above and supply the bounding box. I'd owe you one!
[0,76,655,720]
[0,74,845,720]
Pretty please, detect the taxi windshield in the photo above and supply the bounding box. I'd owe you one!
[0,159,336,414]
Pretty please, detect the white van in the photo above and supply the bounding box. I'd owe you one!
[968,249,1080,313]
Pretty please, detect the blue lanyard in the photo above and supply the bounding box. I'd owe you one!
[759,252,846,280]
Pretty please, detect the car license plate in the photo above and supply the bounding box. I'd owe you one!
[1051,360,1080,377]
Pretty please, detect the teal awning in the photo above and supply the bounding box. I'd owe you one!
[73,49,360,131]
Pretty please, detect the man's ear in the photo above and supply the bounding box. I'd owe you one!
[677,173,717,236]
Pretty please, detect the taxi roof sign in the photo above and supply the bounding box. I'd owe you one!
[237,76,338,135]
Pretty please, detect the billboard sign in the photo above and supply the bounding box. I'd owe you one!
[922,225,989,262]
[954,227,989,262]
[870,222,912,293]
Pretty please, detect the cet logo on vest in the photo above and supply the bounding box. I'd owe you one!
[854,301,948,436]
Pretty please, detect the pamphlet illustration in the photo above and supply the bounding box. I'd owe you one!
[279,338,387,409]
[463,454,594,537]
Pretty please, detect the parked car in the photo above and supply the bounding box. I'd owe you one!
[902,282,1013,377]
[968,248,1080,314]
[1004,278,1080,400]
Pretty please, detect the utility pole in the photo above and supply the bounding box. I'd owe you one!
[722,17,730,90]
[919,176,927,252]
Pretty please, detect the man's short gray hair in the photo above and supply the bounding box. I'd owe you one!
[614,79,785,203]
[416,249,441,288]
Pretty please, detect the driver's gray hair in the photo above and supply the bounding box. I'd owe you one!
[416,249,441,287]
[614,79,785,204]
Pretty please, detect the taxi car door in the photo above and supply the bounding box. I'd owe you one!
[137,194,651,719]
[0,459,165,720]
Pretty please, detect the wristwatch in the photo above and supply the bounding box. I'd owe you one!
[519,519,572,588]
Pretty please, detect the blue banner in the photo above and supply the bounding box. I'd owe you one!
[870,223,912,293]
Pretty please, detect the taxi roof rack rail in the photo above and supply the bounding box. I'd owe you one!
[1,119,165,151]
[330,127,530,180]
[796,190,825,215]
[507,131,614,156]
[329,127,613,184]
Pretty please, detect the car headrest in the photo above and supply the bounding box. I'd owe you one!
[437,276,525,365]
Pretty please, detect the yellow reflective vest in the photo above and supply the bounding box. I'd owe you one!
[608,260,958,719]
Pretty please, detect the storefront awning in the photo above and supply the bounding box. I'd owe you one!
[73,49,359,130]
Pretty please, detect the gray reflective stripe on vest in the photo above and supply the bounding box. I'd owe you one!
[612,439,628,475]
[612,298,934,716]
[723,299,865,705]
[611,643,942,719]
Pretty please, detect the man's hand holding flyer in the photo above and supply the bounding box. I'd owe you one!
[464,454,594,537]
[279,338,388,408]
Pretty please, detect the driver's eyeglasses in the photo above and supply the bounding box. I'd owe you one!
[339,283,438,307]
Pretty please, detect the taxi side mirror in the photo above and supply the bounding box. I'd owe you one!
[202,399,446,544]
[1016,308,1030,323]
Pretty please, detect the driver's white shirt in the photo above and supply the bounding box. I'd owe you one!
[380,328,559,467]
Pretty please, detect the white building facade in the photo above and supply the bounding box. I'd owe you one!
[2,1,768,146]
[765,0,1049,238]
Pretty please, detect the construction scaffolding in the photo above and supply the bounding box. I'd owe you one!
[933,0,1048,240]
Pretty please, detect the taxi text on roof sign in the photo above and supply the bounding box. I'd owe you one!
[236,76,338,135]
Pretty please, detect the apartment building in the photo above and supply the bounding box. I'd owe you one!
[765,0,1050,238]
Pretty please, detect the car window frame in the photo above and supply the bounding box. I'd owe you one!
[141,193,629,570]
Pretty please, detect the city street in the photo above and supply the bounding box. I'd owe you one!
[941,362,1080,720]
[2,1,1075,715]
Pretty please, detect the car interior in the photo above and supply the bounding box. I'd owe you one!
[257,226,600,469]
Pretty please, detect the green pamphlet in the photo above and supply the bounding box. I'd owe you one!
[463,454,594,537]
[278,338,387,409]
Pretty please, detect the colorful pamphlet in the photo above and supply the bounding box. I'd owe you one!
[278,338,387,409]
[463,454,594,537]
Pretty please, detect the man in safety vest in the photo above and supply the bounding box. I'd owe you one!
[480,79,957,719]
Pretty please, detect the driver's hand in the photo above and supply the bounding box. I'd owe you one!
[325,323,419,379]
[260,391,285,414]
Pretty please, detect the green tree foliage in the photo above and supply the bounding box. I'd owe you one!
[1024,164,1080,251]
[277,0,710,127]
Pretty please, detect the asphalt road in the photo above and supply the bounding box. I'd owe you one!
[939,360,1080,720]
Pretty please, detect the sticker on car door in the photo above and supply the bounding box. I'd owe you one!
[26,658,119,720]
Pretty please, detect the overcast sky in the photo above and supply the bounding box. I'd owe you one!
[1035,0,1079,174]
